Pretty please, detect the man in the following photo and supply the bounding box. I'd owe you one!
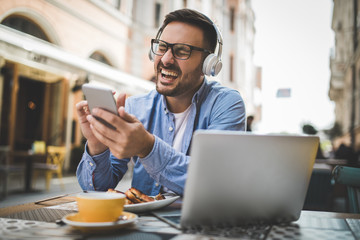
[76,8,246,196]
[246,115,254,132]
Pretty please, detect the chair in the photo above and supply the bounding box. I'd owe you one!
[33,146,66,191]
[332,165,360,213]
[0,146,25,199]
[304,167,333,211]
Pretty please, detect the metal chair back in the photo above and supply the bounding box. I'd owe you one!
[332,166,360,213]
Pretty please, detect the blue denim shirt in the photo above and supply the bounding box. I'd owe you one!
[76,79,246,196]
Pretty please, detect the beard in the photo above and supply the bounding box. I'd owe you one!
[155,61,203,97]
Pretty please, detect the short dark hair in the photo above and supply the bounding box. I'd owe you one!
[159,8,218,53]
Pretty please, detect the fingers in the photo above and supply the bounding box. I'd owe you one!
[116,93,126,109]
[86,113,117,140]
[118,107,137,123]
[88,120,116,147]
[76,101,91,123]
[76,101,89,113]
[91,107,137,131]
[91,108,121,128]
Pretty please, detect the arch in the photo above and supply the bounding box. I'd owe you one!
[89,51,113,66]
[0,7,61,45]
[2,15,50,42]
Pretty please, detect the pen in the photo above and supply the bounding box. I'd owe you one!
[34,193,69,204]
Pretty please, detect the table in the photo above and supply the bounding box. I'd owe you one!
[0,195,359,240]
[11,151,46,192]
[315,158,360,169]
[315,158,348,165]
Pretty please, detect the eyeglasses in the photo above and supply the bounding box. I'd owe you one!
[151,39,211,60]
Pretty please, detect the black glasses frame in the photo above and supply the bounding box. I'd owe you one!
[151,39,211,60]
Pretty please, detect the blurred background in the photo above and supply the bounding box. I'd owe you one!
[0,0,359,210]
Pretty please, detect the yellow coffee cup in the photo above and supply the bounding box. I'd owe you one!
[76,191,125,222]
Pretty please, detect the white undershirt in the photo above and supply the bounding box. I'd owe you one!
[172,106,192,152]
[161,106,191,194]
[162,105,191,193]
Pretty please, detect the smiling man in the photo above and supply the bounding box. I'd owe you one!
[76,8,246,196]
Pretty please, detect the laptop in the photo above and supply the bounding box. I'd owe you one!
[153,130,319,229]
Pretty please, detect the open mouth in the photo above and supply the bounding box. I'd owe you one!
[160,69,179,82]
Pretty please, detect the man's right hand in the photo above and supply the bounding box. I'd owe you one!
[76,100,107,155]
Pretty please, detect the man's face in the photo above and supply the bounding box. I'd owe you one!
[154,21,205,99]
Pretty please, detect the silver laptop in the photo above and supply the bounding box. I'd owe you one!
[179,130,319,228]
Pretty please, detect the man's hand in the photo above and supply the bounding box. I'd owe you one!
[86,93,155,159]
[75,101,107,155]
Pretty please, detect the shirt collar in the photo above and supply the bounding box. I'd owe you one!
[191,77,207,104]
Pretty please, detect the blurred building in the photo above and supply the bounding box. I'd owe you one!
[329,0,360,151]
[0,0,260,170]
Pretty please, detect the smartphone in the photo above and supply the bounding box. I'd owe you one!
[82,83,119,129]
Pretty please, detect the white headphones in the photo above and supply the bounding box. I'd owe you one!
[149,13,223,77]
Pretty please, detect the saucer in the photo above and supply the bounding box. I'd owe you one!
[62,211,137,232]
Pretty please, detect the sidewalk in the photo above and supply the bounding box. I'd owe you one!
[0,173,132,208]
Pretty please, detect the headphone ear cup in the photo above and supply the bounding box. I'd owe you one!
[203,54,220,76]
[202,54,216,76]
[212,60,222,76]
[148,49,155,62]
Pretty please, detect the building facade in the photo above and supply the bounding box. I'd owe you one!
[329,0,360,151]
[0,0,259,170]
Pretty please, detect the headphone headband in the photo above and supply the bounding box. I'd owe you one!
[201,13,223,58]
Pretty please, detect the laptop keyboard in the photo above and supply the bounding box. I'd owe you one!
[268,223,355,240]
[265,218,359,240]
[153,210,360,240]
[181,219,360,240]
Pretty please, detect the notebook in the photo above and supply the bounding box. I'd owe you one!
[154,130,319,229]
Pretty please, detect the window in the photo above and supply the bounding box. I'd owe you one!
[230,7,235,32]
[155,3,162,28]
[102,0,121,10]
[1,15,50,42]
[89,52,112,66]
[112,0,121,10]
[230,55,234,82]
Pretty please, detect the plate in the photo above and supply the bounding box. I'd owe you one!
[62,211,137,232]
[124,195,180,213]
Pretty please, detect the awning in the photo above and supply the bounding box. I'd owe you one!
[0,25,155,95]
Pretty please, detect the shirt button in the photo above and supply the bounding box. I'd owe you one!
[169,127,173,131]
[89,162,93,166]
[155,183,159,187]
[90,183,93,186]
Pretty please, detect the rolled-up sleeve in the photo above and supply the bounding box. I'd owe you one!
[76,144,127,191]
